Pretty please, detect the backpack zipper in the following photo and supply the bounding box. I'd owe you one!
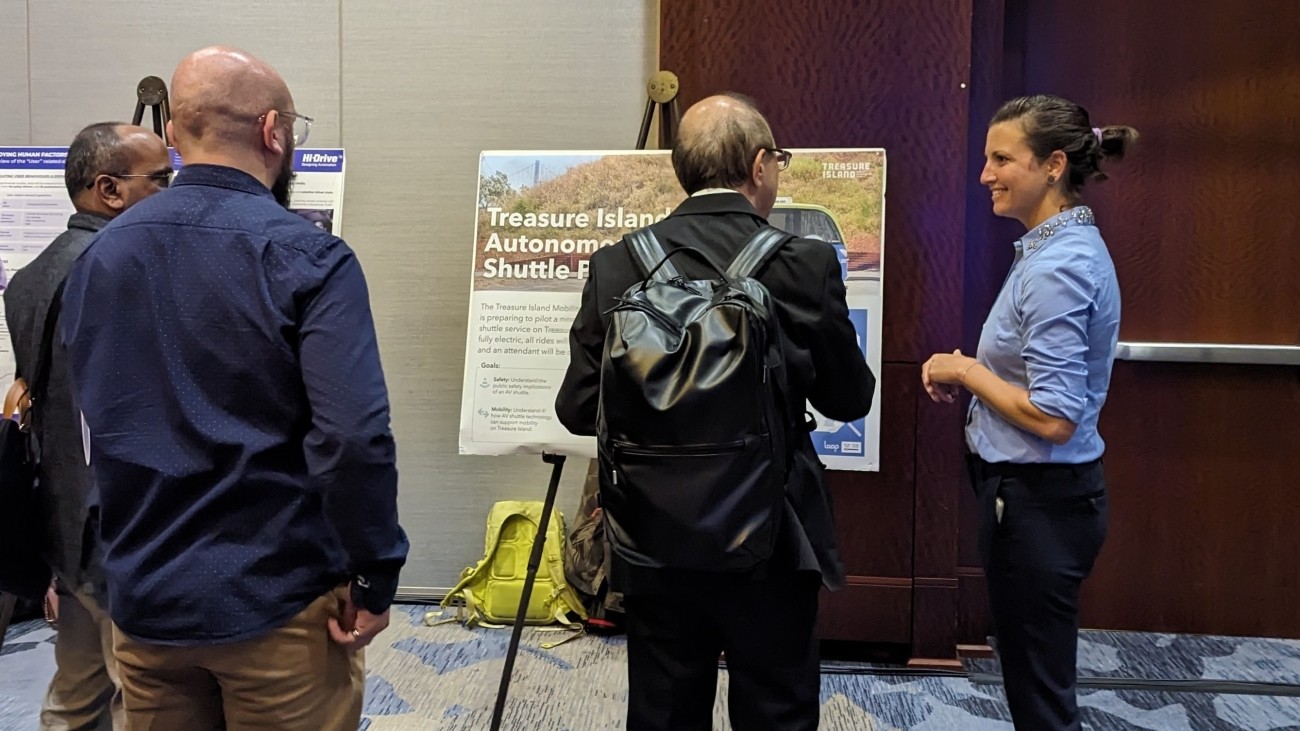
[612,439,748,458]
[610,298,680,333]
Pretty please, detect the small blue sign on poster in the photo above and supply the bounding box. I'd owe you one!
[809,307,868,458]
[831,243,849,281]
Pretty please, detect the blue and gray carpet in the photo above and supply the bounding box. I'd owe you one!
[5,604,1300,729]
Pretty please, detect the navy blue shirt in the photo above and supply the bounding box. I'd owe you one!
[62,164,408,645]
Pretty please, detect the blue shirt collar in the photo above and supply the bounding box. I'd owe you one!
[172,164,275,201]
[1015,205,1095,259]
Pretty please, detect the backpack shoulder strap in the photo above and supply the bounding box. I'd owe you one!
[727,225,794,279]
[625,229,681,282]
[543,513,590,623]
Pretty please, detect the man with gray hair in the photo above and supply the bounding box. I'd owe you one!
[556,94,875,730]
[5,121,171,730]
[61,47,407,730]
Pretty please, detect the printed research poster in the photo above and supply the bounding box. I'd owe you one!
[0,147,346,393]
[458,149,885,471]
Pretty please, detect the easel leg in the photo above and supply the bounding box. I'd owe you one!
[636,98,656,151]
[489,453,567,731]
[658,99,681,149]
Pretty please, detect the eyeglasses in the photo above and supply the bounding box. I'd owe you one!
[763,147,792,171]
[259,110,313,146]
[88,170,174,189]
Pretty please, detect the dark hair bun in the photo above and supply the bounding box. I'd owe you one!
[1098,125,1139,162]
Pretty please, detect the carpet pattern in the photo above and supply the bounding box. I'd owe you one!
[966,629,1300,687]
[4,605,1300,730]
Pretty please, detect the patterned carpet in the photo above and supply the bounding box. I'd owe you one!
[5,604,1300,730]
[967,629,1300,688]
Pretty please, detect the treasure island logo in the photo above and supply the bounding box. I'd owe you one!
[822,161,873,179]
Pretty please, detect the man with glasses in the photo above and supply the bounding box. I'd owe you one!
[556,93,875,730]
[60,46,405,731]
[4,121,169,730]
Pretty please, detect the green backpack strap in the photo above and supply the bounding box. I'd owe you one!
[546,524,589,624]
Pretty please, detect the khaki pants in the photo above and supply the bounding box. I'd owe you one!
[41,586,123,731]
[112,587,364,731]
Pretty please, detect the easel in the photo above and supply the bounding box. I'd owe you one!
[635,71,682,150]
[131,76,171,144]
[488,71,684,731]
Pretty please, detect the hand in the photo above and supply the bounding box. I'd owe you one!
[328,586,391,652]
[922,349,979,404]
[4,378,29,420]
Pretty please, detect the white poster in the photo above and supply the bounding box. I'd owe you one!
[285,148,347,235]
[0,146,347,393]
[458,149,886,471]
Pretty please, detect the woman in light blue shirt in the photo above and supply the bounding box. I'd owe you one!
[923,94,1137,731]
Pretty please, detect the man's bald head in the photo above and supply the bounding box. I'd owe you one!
[170,46,293,152]
[671,93,776,195]
[168,46,299,205]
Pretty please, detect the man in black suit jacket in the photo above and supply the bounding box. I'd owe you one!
[4,121,171,730]
[555,94,875,731]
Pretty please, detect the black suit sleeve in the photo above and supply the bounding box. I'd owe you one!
[807,250,875,422]
[4,274,35,381]
[555,258,605,436]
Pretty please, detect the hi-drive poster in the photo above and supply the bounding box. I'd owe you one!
[458,149,885,471]
[0,147,346,394]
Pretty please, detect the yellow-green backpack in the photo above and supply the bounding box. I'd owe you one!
[439,500,588,628]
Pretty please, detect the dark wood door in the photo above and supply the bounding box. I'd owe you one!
[660,0,976,654]
[663,0,1300,656]
[960,0,1300,640]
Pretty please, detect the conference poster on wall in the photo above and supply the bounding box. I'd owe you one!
[0,146,347,393]
[458,149,886,471]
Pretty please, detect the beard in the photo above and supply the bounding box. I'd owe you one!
[272,148,295,208]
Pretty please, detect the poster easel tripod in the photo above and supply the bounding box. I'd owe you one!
[132,76,172,144]
[487,70,683,731]
[635,71,682,150]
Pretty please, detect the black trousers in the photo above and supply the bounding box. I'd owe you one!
[623,570,821,731]
[970,457,1108,731]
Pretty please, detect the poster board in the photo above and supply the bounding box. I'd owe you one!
[0,147,347,392]
[457,149,885,470]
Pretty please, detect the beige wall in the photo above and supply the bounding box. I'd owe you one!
[0,0,29,142]
[0,0,659,594]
